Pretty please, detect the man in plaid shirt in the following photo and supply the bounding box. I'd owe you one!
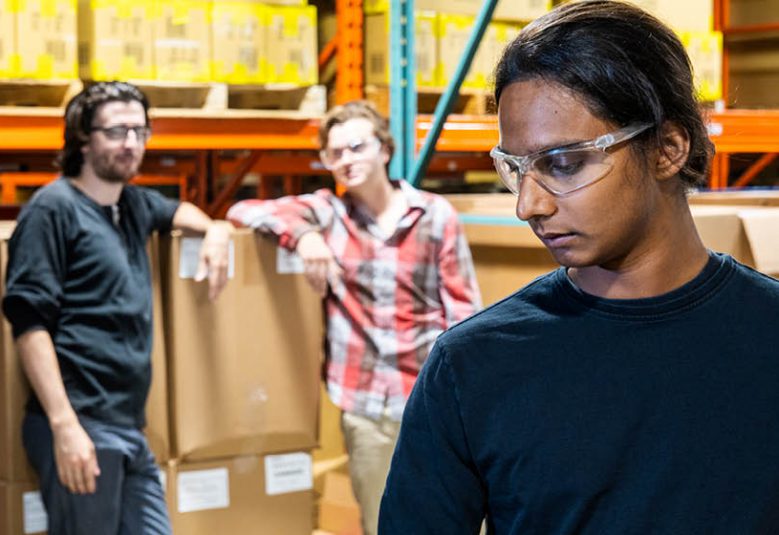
[227,100,481,535]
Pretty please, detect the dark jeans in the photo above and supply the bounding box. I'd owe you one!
[22,412,171,535]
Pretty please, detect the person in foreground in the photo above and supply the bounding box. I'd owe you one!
[379,2,779,533]
[2,81,232,534]
[227,100,481,535]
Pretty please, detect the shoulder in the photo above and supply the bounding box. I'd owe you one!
[437,270,562,353]
[17,179,76,222]
[727,255,779,298]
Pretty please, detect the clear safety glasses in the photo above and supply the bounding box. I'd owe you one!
[490,123,653,196]
[320,137,381,170]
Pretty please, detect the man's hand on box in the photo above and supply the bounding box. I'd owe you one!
[296,231,343,297]
[195,220,234,301]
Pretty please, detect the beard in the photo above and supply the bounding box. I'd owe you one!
[90,151,142,184]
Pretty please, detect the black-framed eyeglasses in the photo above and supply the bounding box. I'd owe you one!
[90,125,152,142]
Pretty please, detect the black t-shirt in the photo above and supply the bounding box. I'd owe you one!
[381,253,779,534]
[2,178,179,428]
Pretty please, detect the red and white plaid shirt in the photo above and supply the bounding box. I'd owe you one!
[227,181,481,421]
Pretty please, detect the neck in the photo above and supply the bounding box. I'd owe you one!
[348,173,396,217]
[569,198,709,299]
[71,169,124,206]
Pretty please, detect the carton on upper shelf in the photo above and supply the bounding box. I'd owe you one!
[161,230,323,461]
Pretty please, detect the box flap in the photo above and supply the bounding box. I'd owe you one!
[738,208,779,275]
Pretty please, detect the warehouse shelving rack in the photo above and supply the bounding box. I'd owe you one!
[0,0,776,218]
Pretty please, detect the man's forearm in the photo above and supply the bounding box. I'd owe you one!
[16,329,78,429]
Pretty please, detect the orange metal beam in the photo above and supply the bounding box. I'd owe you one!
[335,0,364,103]
[732,153,778,188]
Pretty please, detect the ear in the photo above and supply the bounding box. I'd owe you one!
[655,121,690,181]
[380,144,391,166]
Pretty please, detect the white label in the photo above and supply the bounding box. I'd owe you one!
[276,246,305,274]
[22,492,48,534]
[177,468,230,513]
[158,467,167,491]
[264,452,313,496]
[178,237,235,280]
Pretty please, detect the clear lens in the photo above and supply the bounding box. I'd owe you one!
[98,126,151,142]
[533,149,613,194]
[320,137,379,168]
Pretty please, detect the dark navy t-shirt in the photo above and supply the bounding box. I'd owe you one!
[2,178,179,428]
[381,253,779,534]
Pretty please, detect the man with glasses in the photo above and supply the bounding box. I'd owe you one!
[380,2,779,534]
[2,81,233,534]
[227,100,481,535]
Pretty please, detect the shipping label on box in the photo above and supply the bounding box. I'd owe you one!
[154,0,212,82]
[364,11,437,88]
[264,5,317,85]
[264,451,312,495]
[15,0,78,79]
[78,0,155,81]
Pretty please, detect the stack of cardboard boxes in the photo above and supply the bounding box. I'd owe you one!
[78,0,318,85]
[0,228,324,533]
[364,0,545,90]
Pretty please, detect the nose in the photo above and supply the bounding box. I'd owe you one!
[516,173,557,221]
[122,129,141,148]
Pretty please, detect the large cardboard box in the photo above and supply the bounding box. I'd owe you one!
[211,1,267,84]
[162,230,323,461]
[689,190,779,206]
[77,0,155,81]
[0,0,17,77]
[167,452,314,535]
[15,0,78,79]
[0,223,37,484]
[317,471,361,534]
[727,42,779,108]
[364,11,438,88]
[154,0,212,82]
[0,481,47,535]
[1,226,171,481]
[264,5,318,85]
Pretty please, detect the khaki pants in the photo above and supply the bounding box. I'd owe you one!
[341,410,401,535]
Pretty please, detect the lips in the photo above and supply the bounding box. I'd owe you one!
[535,230,576,248]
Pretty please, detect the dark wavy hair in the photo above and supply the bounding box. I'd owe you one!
[494,0,714,189]
[318,100,396,161]
[58,81,150,177]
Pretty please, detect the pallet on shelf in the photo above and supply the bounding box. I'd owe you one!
[97,80,327,118]
[364,84,496,116]
[0,79,82,109]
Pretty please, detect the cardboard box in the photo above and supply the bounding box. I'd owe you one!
[0,223,37,484]
[680,30,722,102]
[264,5,318,85]
[0,0,17,76]
[15,0,78,79]
[727,42,779,108]
[162,230,323,461]
[628,0,714,31]
[0,481,47,535]
[364,11,437,88]
[364,0,550,22]
[728,0,779,26]
[1,225,171,481]
[153,0,212,82]
[167,452,314,535]
[689,190,779,207]
[77,0,155,81]
[211,1,267,84]
[317,471,361,535]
